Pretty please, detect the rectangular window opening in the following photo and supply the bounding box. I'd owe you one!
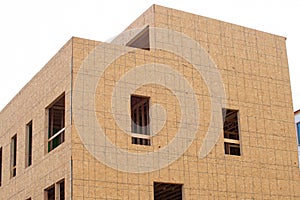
[47,94,65,152]
[25,121,33,167]
[223,109,241,156]
[131,137,151,146]
[45,179,65,200]
[131,95,150,135]
[131,95,151,146]
[59,179,65,200]
[154,182,183,200]
[297,122,300,146]
[45,185,55,200]
[10,134,17,178]
[0,147,2,186]
[126,25,150,50]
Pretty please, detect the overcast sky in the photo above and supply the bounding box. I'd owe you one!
[0,0,299,111]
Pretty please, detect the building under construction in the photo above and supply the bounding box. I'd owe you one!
[0,4,299,200]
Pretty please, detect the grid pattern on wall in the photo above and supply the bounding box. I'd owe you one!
[70,5,298,199]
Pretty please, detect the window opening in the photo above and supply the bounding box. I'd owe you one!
[47,94,65,152]
[126,25,150,50]
[154,182,183,200]
[223,109,241,156]
[0,147,2,186]
[10,135,17,177]
[25,121,33,167]
[131,95,150,135]
[131,95,151,146]
[131,137,151,146]
[297,122,300,145]
[59,179,65,200]
[45,185,55,200]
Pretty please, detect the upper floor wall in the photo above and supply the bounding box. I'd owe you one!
[112,5,292,109]
[0,38,73,199]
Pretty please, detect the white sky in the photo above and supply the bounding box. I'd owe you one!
[0,0,299,111]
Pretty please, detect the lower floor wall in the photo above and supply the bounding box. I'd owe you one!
[0,147,71,200]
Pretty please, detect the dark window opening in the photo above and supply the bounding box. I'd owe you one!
[59,180,65,200]
[48,94,65,152]
[45,179,65,200]
[131,95,150,135]
[297,122,300,145]
[45,185,55,200]
[126,25,150,50]
[131,95,151,146]
[132,137,151,146]
[10,135,17,178]
[0,147,2,186]
[26,121,33,167]
[154,182,183,200]
[224,143,240,156]
[223,109,241,156]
